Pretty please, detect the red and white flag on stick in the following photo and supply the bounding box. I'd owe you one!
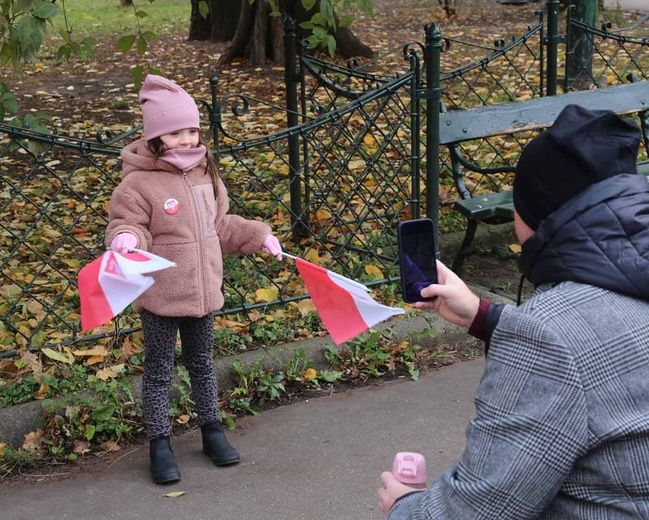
[78,249,175,331]
[288,254,405,345]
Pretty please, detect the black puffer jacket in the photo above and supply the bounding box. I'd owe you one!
[518,173,649,302]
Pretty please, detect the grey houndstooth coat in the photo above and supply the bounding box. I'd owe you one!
[388,174,649,519]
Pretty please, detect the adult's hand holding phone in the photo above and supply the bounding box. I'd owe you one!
[414,260,480,329]
[397,218,438,303]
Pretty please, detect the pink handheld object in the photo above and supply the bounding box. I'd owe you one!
[392,452,427,489]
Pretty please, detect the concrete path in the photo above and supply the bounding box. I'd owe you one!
[0,359,484,520]
[604,0,649,12]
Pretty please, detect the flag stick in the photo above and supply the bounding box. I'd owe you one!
[283,252,370,292]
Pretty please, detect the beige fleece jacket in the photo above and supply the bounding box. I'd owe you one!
[105,139,271,317]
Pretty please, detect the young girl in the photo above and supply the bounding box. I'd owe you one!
[105,74,282,484]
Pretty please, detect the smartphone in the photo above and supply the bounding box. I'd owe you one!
[397,218,438,303]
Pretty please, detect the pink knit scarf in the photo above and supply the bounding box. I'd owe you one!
[160,145,207,173]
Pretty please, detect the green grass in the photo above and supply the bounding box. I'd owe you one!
[52,0,191,39]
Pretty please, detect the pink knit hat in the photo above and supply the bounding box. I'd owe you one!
[139,75,201,141]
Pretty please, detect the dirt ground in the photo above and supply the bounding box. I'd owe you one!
[2,0,539,292]
[451,251,528,302]
[3,0,542,127]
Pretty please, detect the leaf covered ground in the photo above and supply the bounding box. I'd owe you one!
[5,0,542,128]
[3,0,541,295]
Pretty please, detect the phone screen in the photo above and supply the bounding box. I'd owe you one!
[397,219,438,303]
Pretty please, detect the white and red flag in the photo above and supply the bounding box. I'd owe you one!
[78,249,175,331]
[291,255,405,345]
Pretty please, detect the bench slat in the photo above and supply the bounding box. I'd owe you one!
[440,82,649,145]
[452,190,513,220]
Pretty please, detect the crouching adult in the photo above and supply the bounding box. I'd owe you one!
[379,104,649,519]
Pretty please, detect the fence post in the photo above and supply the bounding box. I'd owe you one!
[283,16,306,240]
[424,22,442,257]
[209,74,220,164]
[545,0,560,95]
[405,48,421,221]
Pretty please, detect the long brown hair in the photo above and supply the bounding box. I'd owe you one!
[147,136,220,199]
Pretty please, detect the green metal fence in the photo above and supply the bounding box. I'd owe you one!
[1,2,648,355]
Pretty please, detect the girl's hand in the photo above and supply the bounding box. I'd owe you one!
[110,232,138,253]
[414,260,480,329]
[378,471,423,516]
[261,235,283,260]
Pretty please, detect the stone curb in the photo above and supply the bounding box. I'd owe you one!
[0,223,516,449]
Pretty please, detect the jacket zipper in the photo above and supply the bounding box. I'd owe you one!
[183,170,208,316]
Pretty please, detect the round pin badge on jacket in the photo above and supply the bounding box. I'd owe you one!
[164,198,179,215]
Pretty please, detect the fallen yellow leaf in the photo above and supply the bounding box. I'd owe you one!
[87,355,106,366]
[315,209,332,222]
[255,287,278,302]
[41,347,74,364]
[362,134,377,146]
[23,429,44,451]
[73,346,108,357]
[73,439,91,455]
[214,317,245,330]
[297,299,315,316]
[33,382,50,400]
[348,159,366,171]
[304,250,321,264]
[364,264,384,279]
[99,441,120,453]
[96,367,118,380]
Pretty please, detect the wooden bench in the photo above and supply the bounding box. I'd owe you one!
[440,80,649,274]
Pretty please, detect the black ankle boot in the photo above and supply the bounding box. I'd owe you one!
[201,421,240,466]
[149,436,181,484]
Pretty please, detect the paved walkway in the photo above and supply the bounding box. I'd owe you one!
[0,359,484,520]
[604,0,649,12]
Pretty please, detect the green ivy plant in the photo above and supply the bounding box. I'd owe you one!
[38,375,143,460]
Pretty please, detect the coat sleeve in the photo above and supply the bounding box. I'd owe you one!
[217,214,271,255]
[388,310,589,520]
[105,184,153,251]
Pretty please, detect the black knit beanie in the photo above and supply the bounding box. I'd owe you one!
[513,104,641,230]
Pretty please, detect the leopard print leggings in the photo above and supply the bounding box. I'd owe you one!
[141,310,220,439]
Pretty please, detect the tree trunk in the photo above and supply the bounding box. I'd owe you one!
[217,0,256,66]
[189,0,211,40]
[216,0,373,67]
[189,0,241,42]
[270,14,285,64]
[292,1,373,59]
[566,0,597,89]
[249,0,270,65]
[333,23,373,59]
